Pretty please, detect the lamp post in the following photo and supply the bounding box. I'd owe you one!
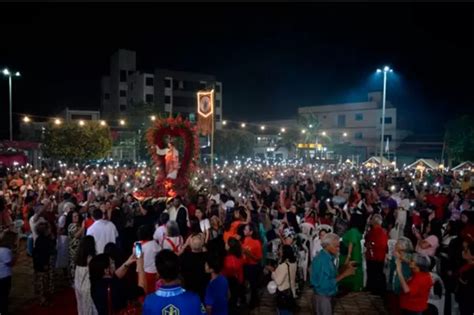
[376,66,393,165]
[3,68,21,141]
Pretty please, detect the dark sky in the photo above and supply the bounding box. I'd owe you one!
[1,4,474,139]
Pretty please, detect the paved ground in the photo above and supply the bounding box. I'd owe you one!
[9,240,388,315]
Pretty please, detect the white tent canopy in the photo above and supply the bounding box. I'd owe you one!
[362,156,391,166]
[406,158,440,170]
[452,161,473,171]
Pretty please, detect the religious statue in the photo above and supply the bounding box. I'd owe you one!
[155,138,180,179]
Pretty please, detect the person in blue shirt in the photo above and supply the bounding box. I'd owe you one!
[205,254,229,315]
[143,249,206,315]
[310,233,356,315]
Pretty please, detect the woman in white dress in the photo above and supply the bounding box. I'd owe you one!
[74,235,98,315]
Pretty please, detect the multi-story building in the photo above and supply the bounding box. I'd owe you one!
[298,91,411,159]
[100,49,223,128]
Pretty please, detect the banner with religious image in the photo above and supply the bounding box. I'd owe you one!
[196,90,214,135]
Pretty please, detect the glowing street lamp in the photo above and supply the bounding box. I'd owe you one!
[376,65,394,164]
[260,125,265,131]
[23,116,31,123]
[54,118,62,125]
[321,131,327,136]
[3,68,21,141]
[222,120,227,126]
[78,120,85,126]
[280,127,286,133]
[343,132,348,137]
[99,120,107,127]
[150,115,156,121]
[241,123,246,128]
[119,119,126,126]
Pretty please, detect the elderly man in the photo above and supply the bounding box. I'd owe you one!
[365,214,388,296]
[310,233,356,315]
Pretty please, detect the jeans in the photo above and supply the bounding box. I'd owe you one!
[243,264,261,307]
[0,276,12,315]
[312,294,333,315]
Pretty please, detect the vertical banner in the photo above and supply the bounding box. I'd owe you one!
[196,90,214,135]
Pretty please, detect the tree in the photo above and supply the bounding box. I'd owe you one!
[445,115,474,165]
[276,128,300,157]
[42,121,112,162]
[214,129,256,159]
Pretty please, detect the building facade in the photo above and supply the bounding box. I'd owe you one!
[298,92,411,158]
[100,49,223,128]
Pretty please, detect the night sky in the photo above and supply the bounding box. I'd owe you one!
[1,4,474,139]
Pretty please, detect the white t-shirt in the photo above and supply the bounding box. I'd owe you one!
[153,225,167,245]
[199,219,210,233]
[162,236,183,253]
[0,247,12,278]
[142,241,160,274]
[86,219,118,254]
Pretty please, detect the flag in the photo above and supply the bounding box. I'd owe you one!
[385,137,390,153]
[196,90,214,135]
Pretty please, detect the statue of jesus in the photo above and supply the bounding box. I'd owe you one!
[155,138,180,179]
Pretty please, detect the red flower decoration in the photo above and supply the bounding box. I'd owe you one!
[144,116,199,198]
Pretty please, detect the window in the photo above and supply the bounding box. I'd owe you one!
[215,84,221,92]
[164,95,171,104]
[145,94,154,103]
[130,83,134,91]
[337,114,346,127]
[164,79,172,88]
[215,114,221,121]
[380,117,393,124]
[120,70,127,82]
[215,100,221,108]
[176,80,184,89]
[120,90,127,97]
[146,77,154,86]
[120,105,127,112]
[355,113,363,121]
[104,93,110,100]
[354,132,363,140]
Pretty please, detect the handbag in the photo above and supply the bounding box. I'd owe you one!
[275,263,296,310]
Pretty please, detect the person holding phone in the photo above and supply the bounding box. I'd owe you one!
[365,214,388,296]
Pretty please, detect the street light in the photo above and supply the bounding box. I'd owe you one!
[119,119,126,126]
[241,123,246,128]
[2,68,21,141]
[99,120,107,127]
[23,116,31,123]
[260,125,265,131]
[281,127,286,133]
[376,65,393,164]
[54,118,62,125]
[321,131,327,136]
[150,115,156,121]
[222,120,227,126]
[78,120,85,126]
[343,132,348,137]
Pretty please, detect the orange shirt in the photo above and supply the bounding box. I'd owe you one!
[242,237,262,265]
[223,220,243,243]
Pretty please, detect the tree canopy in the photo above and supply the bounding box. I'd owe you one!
[42,121,112,162]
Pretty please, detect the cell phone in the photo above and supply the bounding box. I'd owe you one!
[135,242,142,258]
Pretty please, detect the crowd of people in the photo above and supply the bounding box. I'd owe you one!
[0,158,473,315]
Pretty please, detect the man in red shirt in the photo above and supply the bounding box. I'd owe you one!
[365,214,388,295]
[425,188,448,220]
[396,253,433,314]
